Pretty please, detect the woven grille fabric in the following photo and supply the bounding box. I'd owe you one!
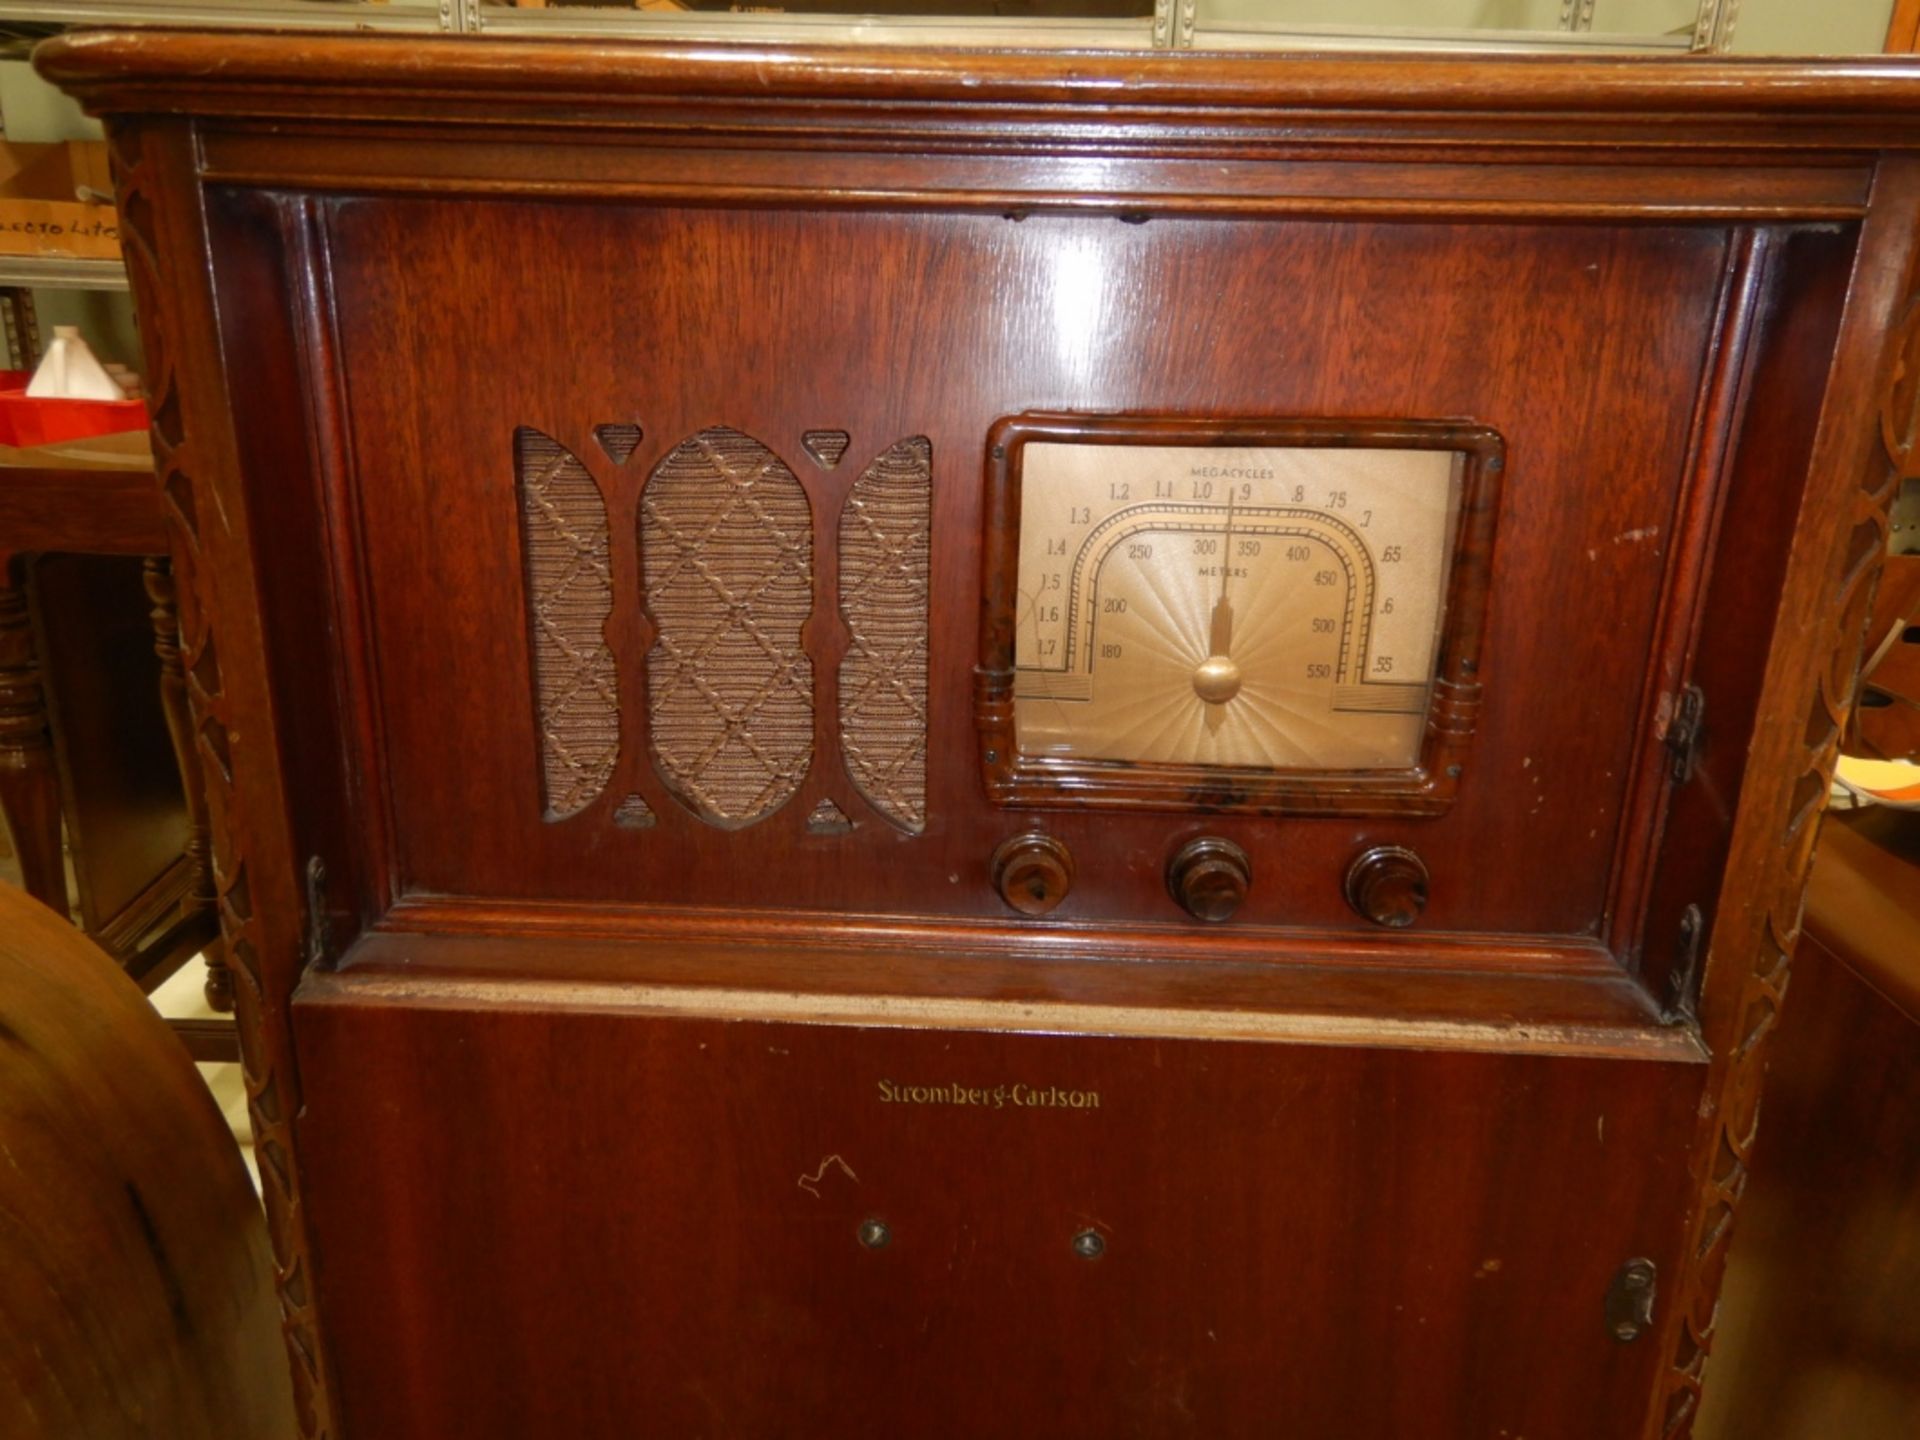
[515,428,618,819]
[642,428,814,828]
[839,438,931,832]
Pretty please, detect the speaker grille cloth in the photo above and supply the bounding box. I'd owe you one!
[642,427,814,828]
[515,428,618,819]
[839,438,931,832]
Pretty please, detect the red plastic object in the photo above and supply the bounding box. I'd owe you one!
[0,376,146,446]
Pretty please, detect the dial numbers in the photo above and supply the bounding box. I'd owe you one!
[1013,442,1462,771]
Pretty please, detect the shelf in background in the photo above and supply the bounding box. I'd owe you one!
[0,254,127,291]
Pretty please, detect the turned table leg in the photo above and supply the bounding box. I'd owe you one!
[0,558,68,914]
[144,556,230,1012]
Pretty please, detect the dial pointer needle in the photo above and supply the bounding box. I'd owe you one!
[1195,490,1243,721]
[1210,489,1235,658]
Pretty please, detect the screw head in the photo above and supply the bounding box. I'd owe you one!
[857,1218,891,1250]
[1072,1228,1106,1260]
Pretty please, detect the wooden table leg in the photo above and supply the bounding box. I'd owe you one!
[144,555,231,1013]
[0,557,67,914]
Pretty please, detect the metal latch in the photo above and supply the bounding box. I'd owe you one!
[1663,904,1705,1028]
[305,855,332,971]
[1607,1257,1658,1343]
[1667,684,1706,784]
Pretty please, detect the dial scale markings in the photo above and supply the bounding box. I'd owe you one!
[1013,442,1462,771]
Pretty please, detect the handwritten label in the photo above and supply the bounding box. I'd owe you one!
[876,1079,1101,1110]
[0,216,118,242]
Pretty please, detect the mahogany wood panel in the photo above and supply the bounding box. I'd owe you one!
[294,980,1702,1440]
[192,132,1878,224]
[33,33,1920,1440]
[291,199,1723,936]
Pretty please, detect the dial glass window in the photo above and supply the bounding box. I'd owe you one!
[979,416,1502,814]
[1014,441,1460,770]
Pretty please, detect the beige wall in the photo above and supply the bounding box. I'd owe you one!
[1196,0,1897,52]
[1735,1,1896,54]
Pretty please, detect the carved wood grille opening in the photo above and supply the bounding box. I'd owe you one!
[641,427,814,828]
[803,429,851,468]
[514,427,619,819]
[840,437,932,831]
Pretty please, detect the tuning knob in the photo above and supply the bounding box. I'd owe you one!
[1167,836,1251,923]
[1345,845,1430,928]
[991,832,1074,916]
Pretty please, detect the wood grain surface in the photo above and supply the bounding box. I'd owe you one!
[295,978,1702,1440]
[282,200,1725,936]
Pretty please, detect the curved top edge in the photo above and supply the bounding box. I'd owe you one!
[32,28,1920,118]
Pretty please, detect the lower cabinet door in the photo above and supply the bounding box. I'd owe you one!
[293,983,1703,1439]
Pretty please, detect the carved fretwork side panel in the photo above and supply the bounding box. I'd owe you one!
[1656,198,1920,1439]
[514,428,618,820]
[839,437,932,832]
[110,124,336,1438]
[641,427,814,828]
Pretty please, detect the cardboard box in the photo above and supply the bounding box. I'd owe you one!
[0,141,120,261]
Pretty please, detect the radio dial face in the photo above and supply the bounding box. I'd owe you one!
[1012,441,1463,774]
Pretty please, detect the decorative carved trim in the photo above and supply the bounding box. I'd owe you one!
[1655,265,1920,1438]
[109,124,336,1439]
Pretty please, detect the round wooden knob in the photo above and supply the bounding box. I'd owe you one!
[991,832,1074,916]
[1167,836,1251,923]
[1345,845,1430,928]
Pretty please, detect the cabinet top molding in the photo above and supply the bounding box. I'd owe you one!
[31,30,1920,144]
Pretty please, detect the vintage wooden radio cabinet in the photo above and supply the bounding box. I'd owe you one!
[37,31,1920,1439]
